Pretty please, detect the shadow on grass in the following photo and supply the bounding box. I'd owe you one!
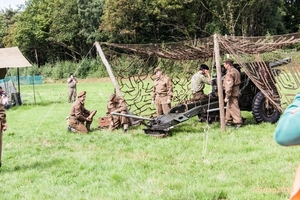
[92,116,261,138]
[0,158,64,173]
[11,100,69,108]
[169,116,261,136]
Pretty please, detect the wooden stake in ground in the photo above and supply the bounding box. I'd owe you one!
[214,34,226,131]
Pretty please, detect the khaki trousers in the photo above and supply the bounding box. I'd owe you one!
[192,91,208,101]
[68,117,92,134]
[68,88,77,103]
[155,96,171,116]
[109,111,128,131]
[226,96,242,124]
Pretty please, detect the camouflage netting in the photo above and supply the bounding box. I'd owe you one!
[99,33,300,117]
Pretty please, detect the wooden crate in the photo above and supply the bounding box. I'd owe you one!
[98,116,110,129]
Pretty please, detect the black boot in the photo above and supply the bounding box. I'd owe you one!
[86,123,91,132]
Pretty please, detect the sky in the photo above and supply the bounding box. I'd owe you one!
[0,0,25,9]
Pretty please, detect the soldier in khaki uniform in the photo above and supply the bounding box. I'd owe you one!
[191,64,211,101]
[67,91,97,133]
[106,93,129,132]
[152,67,173,116]
[67,73,78,103]
[223,59,243,129]
[0,96,7,167]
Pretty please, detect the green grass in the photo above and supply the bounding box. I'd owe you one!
[0,79,298,199]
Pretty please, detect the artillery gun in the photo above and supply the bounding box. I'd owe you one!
[112,58,291,136]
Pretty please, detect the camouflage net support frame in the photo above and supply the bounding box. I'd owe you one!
[100,33,300,117]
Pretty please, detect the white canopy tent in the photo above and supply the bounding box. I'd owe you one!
[0,46,33,105]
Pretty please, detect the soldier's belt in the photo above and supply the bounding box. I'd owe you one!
[69,116,77,119]
[157,93,167,97]
[194,90,204,94]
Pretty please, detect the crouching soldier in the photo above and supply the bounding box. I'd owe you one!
[106,93,129,133]
[67,91,97,133]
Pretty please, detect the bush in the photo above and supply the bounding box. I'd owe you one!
[34,58,109,79]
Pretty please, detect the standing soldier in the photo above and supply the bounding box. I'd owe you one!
[223,59,243,129]
[191,64,212,101]
[106,93,129,133]
[0,95,7,167]
[67,91,97,133]
[67,73,78,103]
[152,67,173,117]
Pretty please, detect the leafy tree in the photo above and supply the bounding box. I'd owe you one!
[4,0,106,65]
[0,0,290,66]
[148,0,212,41]
[0,8,20,48]
[77,0,106,44]
[101,0,287,43]
[5,0,58,64]
[101,0,210,43]
[284,0,300,33]
[47,0,84,61]
[202,0,286,36]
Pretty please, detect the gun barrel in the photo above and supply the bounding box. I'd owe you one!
[207,107,226,113]
[269,57,291,68]
[111,112,154,121]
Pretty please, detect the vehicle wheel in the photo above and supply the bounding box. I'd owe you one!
[251,91,280,123]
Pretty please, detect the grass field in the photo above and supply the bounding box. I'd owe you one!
[0,79,298,200]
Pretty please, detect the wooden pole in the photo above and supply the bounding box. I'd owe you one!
[32,75,36,105]
[213,34,226,131]
[17,68,20,93]
[94,42,136,125]
[94,41,123,97]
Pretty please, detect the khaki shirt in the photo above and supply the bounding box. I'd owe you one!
[152,75,173,101]
[106,97,128,119]
[67,77,77,88]
[69,99,91,121]
[191,71,211,93]
[223,67,241,98]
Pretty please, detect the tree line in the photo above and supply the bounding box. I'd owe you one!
[0,0,299,66]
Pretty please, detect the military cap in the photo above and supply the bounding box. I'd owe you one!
[154,67,162,74]
[77,91,86,98]
[199,64,209,70]
[224,59,234,65]
[109,93,116,101]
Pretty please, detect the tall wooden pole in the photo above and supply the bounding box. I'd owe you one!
[17,68,20,93]
[94,42,136,125]
[94,41,123,97]
[214,34,226,131]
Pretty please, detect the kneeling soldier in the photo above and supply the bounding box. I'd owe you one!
[67,91,97,133]
[106,93,129,133]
